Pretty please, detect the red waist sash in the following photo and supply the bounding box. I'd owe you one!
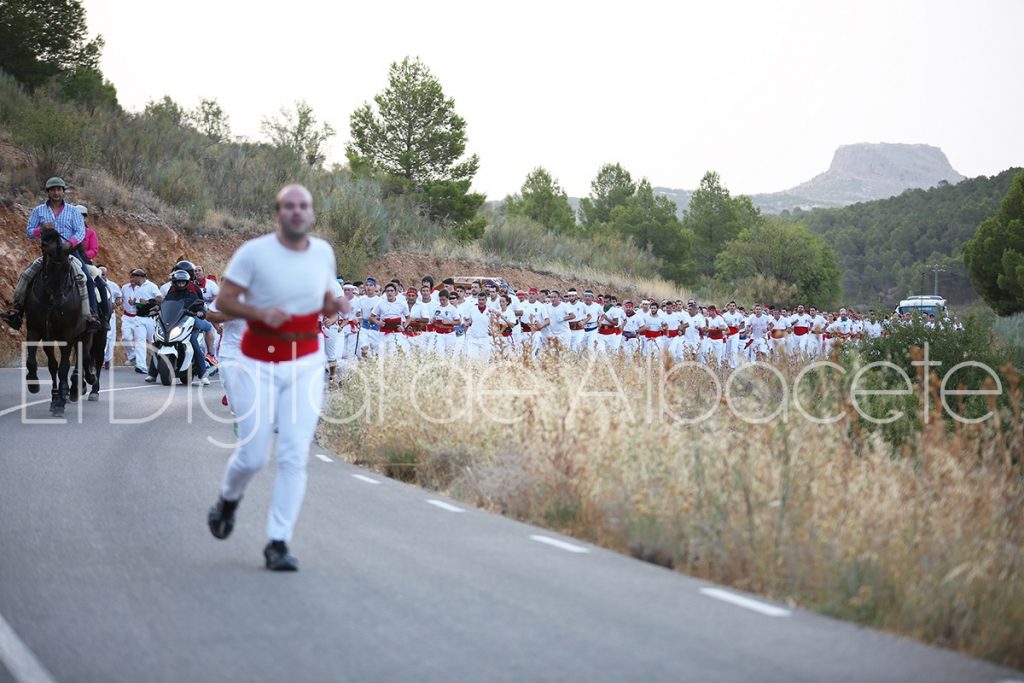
[381,317,402,333]
[242,313,320,362]
[708,330,725,340]
[793,326,809,335]
[728,326,739,335]
[641,330,662,339]
[666,330,680,338]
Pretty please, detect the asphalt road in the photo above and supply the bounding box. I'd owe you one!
[0,366,1020,683]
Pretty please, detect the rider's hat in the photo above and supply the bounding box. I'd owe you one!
[45,177,67,189]
[171,269,191,283]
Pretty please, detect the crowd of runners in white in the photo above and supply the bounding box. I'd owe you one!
[317,276,962,371]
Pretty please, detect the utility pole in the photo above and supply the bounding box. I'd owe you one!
[930,263,946,295]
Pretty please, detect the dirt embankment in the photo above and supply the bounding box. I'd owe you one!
[0,202,244,362]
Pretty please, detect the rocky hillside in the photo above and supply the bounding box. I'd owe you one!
[750,143,965,212]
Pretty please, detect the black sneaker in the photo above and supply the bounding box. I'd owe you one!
[134,367,146,374]
[207,497,240,540]
[263,540,298,571]
[0,309,23,331]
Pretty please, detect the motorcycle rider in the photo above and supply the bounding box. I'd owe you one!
[146,269,211,385]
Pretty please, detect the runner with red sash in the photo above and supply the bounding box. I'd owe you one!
[207,184,348,572]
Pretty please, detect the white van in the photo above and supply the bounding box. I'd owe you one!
[896,295,948,319]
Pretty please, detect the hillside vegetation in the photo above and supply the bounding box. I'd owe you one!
[792,169,1021,306]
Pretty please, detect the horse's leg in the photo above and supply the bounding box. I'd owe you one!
[89,334,102,401]
[53,342,71,417]
[80,332,96,386]
[25,329,40,394]
[44,344,59,412]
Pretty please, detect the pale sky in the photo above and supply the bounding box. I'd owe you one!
[85,0,1023,199]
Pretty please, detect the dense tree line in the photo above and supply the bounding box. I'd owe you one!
[792,169,1022,306]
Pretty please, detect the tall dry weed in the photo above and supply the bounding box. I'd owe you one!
[321,353,1023,667]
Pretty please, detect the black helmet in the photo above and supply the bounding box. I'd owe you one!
[174,260,195,280]
[171,269,191,288]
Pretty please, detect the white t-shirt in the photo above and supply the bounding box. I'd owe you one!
[222,233,335,315]
[622,311,644,334]
[520,301,548,329]
[464,304,493,339]
[723,311,745,333]
[581,302,603,329]
[602,306,624,328]
[828,318,854,336]
[431,303,461,328]
[664,310,681,332]
[643,312,665,332]
[706,314,728,335]
[121,280,162,315]
[371,298,410,322]
[547,302,573,335]
[199,277,220,303]
[746,313,771,338]
[810,314,827,333]
[486,296,502,312]
[790,313,813,331]
[357,295,381,322]
[209,300,245,358]
[682,312,704,343]
[771,316,790,332]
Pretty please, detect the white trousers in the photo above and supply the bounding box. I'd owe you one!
[121,315,154,371]
[547,331,570,354]
[219,352,325,542]
[105,312,117,363]
[433,331,460,356]
[463,335,491,361]
[569,329,586,353]
[378,332,407,357]
[597,332,620,354]
[703,338,726,366]
[323,325,339,363]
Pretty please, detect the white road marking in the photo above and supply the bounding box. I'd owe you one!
[529,534,590,554]
[352,474,381,485]
[0,610,58,683]
[699,587,792,617]
[313,453,333,463]
[426,499,464,513]
[0,383,158,418]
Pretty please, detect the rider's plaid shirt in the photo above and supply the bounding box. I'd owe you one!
[26,201,85,246]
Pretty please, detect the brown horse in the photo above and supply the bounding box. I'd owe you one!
[24,233,95,417]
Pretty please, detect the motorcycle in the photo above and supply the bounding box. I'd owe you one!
[150,299,205,385]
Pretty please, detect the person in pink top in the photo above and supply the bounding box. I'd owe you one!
[79,205,100,260]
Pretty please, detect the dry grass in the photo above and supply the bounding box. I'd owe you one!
[321,353,1024,668]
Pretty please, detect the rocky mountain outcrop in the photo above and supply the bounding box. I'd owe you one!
[749,143,965,212]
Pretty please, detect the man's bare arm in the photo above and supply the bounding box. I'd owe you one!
[215,279,289,328]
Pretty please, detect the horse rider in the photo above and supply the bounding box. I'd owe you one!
[1,178,101,331]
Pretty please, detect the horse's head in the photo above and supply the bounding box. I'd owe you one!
[39,231,66,260]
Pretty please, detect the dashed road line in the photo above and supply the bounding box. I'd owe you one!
[529,534,590,554]
[699,587,792,617]
[0,609,58,683]
[352,474,381,485]
[426,499,464,513]
[313,453,333,463]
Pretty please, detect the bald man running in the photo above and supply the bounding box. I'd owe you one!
[207,184,349,571]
